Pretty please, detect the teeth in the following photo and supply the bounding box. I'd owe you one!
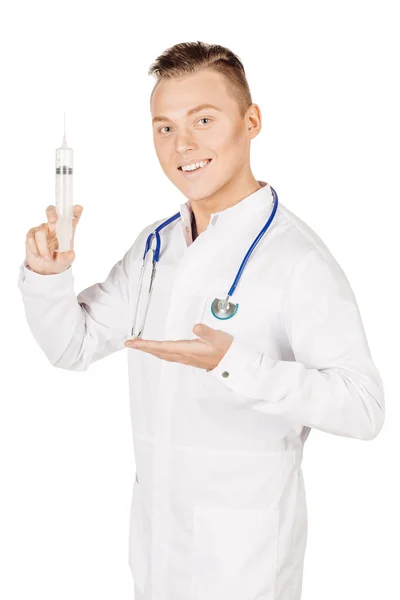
[181,160,210,172]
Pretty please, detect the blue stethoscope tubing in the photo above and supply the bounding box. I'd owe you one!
[140,185,279,323]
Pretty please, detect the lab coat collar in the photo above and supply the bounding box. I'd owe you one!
[179,180,273,235]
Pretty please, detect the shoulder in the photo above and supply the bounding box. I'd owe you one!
[273,201,340,272]
[273,203,352,296]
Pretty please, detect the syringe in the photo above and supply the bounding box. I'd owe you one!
[55,113,74,252]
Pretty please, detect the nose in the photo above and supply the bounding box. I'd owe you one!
[175,129,198,154]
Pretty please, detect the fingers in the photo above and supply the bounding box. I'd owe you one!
[35,227,51,259]
[46,205,57,234]
[72,205,83,229]
[45,204,83,234]
[26,224,51,260]
[26,228,39,260]
[25,205,83,267]
[45,204,83,220]
[73,204,83,218]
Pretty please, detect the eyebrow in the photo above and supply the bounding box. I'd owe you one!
[152,103,222,125]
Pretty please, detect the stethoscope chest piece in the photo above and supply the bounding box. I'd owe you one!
[210,297,239,320]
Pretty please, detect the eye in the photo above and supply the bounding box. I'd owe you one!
[197,118,211,125]
[159,126,172,134]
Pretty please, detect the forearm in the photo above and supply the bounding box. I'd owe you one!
[18,256,131,371]
[207,246,385,441]
[18,261,95,370]
[208,336,384,440]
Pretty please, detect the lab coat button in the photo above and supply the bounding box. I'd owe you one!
[221,371,229,378]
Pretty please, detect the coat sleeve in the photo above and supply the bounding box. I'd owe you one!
[207,247,385,441]
[17,247,135,372]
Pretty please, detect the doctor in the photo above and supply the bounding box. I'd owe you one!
[19,41,384,600]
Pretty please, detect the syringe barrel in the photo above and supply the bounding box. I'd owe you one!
[55,145,73,252]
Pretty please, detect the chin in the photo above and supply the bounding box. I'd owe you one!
[185,181,224,202]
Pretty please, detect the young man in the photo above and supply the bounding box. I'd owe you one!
[19,41,384,600]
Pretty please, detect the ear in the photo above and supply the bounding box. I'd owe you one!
[246,103,262,139]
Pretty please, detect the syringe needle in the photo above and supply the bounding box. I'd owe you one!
[62,112,67,147]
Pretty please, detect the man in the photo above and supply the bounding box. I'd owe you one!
[18,41,384,600]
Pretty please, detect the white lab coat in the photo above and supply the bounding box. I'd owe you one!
[18,181,384,600]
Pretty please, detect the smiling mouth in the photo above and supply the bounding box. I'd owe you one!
[178,159,212,174]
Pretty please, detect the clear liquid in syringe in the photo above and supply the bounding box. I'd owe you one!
[55,113,74,252]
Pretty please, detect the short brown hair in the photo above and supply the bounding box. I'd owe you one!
[148,41,253,118]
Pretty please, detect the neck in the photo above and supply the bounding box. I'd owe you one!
[189,166,261,236]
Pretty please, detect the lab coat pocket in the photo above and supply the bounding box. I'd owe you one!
[192,505,279,600]
[128,479,147,593]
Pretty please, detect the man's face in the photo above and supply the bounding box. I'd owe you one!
[150,69,258,202]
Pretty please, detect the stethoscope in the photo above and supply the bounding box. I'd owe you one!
[130,186,279,339]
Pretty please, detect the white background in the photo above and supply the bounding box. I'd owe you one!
[1,1,398,598]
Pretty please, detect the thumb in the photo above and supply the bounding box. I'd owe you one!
[60,250,75,265]
[193,323,214,338]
